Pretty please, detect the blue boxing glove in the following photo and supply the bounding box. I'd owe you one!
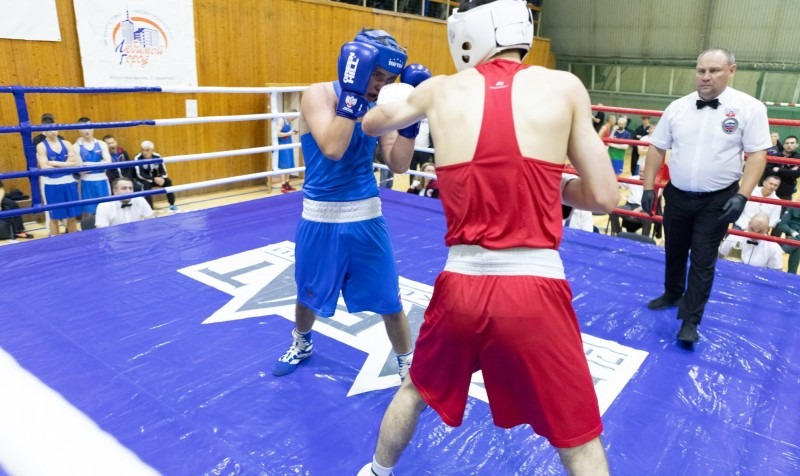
[397,64,432,139]
[400,64,432,87]
[337,42,380,120]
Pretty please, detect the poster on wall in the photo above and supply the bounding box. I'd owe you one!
[72,0,197,87]
[0,0,61,41]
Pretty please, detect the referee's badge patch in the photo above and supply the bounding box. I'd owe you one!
[722,117,739,134]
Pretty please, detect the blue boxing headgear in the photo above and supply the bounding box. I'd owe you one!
[353,29,408,75]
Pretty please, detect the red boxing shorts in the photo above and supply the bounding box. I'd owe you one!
[410,270,603,449]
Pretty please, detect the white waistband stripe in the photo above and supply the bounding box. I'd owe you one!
[302,197,382,223]
[444,245,565,279]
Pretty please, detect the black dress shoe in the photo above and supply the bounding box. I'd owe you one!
[677,320,699,344]
[647,294,682,310]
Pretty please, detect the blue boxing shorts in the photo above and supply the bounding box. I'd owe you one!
[43,180,82,219]
[295,197,403,318]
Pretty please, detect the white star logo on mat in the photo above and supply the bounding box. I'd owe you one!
[176,241,447,395]
[177,240,649,410]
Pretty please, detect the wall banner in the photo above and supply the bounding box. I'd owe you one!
[72,0,197,87]
[0,0,61,42]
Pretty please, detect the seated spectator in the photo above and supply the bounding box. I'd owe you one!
[134,140,177,211]
[0,179,33,239]
[733,175,782,231]
[776,207,800,274]
[73,117,112,216]
[608,175,654,237]
[406,161,439,198]
[35,116,82,236]
[95,177,155,228]
[103,134,143,192]
[719,213,783,270]
[561,173,596,233]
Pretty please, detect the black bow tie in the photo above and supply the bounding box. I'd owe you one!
[696,98,720,110]
[121,203,132,208]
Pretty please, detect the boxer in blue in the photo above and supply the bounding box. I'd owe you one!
[272,29,432,379]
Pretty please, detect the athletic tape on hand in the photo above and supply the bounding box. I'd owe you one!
[376,83,414,106]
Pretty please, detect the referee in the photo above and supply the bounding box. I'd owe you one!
[641,48,771,345]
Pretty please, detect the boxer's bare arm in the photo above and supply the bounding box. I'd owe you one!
[301,82,358,161]
[563,77,619,213]
[362,78,437,137]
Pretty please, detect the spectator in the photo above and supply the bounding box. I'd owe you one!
[592,103,605,132]
[275,116,298,193]
[776,207,800,274]
[607,116,631,175]
[631,116,652,175]
[32,113,64,147]
[35,117,82,236]
[719,213,783,270]
[103,135,143,191]
[641,48,770,345]
[406,161,439,198]
[763,134,800,205]
[733,174,782,231]
[0,180,33,239]
[597,114,616,140]
[609,175,654,236]
[73,117,112,215]
[767,131,783,156]
[134,140,177,211]
[95,177,155,228]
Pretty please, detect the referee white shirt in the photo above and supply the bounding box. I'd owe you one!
[719,235,783,270]
[649,87,772,192]
[95,197,154,228]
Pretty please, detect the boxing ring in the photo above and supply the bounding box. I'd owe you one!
[0,88,799,475]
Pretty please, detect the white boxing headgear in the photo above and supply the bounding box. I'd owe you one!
[447,0,534,72]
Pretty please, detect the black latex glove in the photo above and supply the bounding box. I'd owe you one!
[719,194,748,223]
[641,190,656,216]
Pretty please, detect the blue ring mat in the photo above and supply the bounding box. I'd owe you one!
[0,189,797,475]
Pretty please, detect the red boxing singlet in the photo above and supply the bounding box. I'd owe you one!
[436,59,565,250]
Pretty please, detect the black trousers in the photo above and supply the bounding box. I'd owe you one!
[662,182,738,325]
[141,177,175,206]
[1,197,25,235]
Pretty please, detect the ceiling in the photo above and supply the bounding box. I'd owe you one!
[541,0,800,71]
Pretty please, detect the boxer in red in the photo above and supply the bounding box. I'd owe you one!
[359,1,619,474]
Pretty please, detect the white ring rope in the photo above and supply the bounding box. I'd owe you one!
[0,83,444,221]
[159,86,308,94]
[154,112,291,126]
[373,163,437,180]
[162,143,300,164]
[164,167,306,194]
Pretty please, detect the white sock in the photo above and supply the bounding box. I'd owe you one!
[371,456,393,476]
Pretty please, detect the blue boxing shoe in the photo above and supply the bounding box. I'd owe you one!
[272,329,313,376]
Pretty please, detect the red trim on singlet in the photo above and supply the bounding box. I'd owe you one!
[436,59,565,250]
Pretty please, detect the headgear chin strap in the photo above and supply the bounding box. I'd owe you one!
[447,0,534,72]
[353,29,408,75]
